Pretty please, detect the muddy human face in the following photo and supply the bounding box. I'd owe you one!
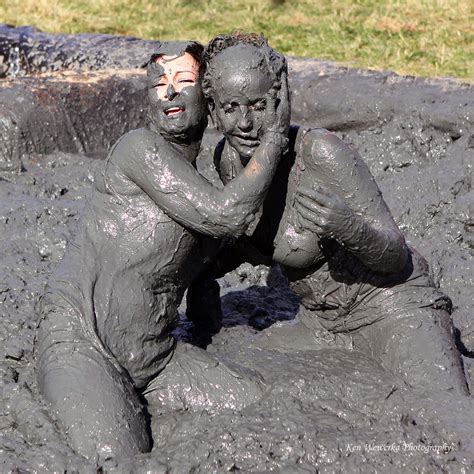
[148,53,207,141]
[210,46,273,160]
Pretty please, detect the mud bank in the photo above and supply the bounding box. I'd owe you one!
[0,26,473,472]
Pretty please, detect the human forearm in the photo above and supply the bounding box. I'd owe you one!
[295,186,408,274]
[338,213,408,273]
[118,131,284,239]
[192,133,285,237]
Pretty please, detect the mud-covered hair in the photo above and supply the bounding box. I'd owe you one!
[201,33,287,100]
[142,41,204,70]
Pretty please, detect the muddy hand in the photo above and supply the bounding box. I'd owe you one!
[262,71,290,147]
[272,70,290,136]
[295,185,355,238]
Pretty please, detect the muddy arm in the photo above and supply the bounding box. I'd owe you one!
[117,71,289,239]
[123,132,285,238]
[293,186,408,273]
[276,129,408,273]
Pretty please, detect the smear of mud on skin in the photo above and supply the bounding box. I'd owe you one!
[1,148,473,472]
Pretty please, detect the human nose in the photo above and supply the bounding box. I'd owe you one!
[166,83,178,100]
[237,106,252,132]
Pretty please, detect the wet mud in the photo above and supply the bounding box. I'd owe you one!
[0,27,473,471]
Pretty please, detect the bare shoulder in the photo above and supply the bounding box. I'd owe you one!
[110,128,159,159]
[108,127,166,173]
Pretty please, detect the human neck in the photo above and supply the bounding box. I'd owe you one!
[149,121,203,164]
[168,138,201,164]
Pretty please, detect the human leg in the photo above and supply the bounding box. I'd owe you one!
[36,302,151,463]
[352,304,469,396]
[291,257,469,395]
[144,341,265,413]
[253,308,353,353]
[186,276,223,347]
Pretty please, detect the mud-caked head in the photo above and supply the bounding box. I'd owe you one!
[144,41,208,143]
[202,34,287,160]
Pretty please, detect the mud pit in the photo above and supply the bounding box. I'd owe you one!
[0,26,473,472]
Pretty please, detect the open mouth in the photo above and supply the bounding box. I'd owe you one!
[164,106,184,117]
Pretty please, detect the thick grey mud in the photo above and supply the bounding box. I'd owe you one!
[0,26,473,472]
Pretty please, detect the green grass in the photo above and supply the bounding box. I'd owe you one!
[1,0,472,81]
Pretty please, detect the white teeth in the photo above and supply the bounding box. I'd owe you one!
[165,107,183,115]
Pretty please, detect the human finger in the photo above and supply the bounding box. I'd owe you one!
[295,208,324,235]
[276,71,290,130]
[297,187,334,209]
[279,71,290,104]
[263,87,278,131]
[295,193,330,216]
[296,188,336,209]
[295,202,326,229]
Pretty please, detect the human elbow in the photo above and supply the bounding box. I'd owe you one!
[211,222,247,239]
[209,204,253,239]
[377,231,408,274]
